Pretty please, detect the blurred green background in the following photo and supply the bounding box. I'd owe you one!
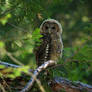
[0,0,92,87]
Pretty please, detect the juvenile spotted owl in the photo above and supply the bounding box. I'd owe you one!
[35,19,63,66]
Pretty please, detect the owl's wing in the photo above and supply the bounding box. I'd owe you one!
[34,40,48,66]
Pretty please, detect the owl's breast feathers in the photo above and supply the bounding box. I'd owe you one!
[50,34,63,62]
[35,34,63,66]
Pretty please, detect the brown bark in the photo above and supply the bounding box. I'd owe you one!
[49,77,92,92]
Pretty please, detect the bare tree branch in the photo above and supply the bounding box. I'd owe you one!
[20,60,55,92]
[0,60,33,73]
[6,51,24,66]
[0,60,20,68]
[49,77,92,92]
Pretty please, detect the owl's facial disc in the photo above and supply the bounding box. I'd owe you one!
[45,22,56,33]
[41,21,60,35]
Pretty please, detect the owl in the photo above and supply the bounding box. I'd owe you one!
[35,19,63,66]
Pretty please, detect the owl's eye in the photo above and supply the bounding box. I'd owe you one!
[52,26,55,29]
[45,26,48,29]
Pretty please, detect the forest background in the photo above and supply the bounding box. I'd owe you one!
[0,0,92,91]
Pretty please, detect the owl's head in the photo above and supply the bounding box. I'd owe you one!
[40,19,62,35]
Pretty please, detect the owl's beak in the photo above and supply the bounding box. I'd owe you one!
[48,28,51,34]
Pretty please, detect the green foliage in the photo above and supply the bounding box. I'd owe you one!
[73,45,92,61]
[7,66,30,78]
[0,65,30,79]
[0,14,11,25]
[0,65,5,69]
[0,41,5,48]
[32,28,43,47]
